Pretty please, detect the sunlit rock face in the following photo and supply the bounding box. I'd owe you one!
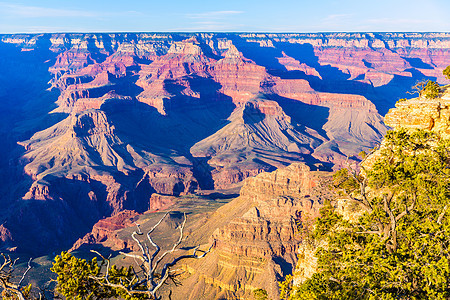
[166,163,333,300]
[0,32,448,254]
[384,86,450,136]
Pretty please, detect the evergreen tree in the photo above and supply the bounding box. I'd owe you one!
[287,129,450,299]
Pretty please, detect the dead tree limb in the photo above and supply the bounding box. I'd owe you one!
[91,212,213,300]
[0,254,32,300]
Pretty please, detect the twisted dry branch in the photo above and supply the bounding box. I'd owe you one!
[92,212,213,300]
[0,254,32,300]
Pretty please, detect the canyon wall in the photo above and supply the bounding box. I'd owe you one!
[126,163,333,300]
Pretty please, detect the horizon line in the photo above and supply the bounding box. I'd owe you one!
[1,30,450,35]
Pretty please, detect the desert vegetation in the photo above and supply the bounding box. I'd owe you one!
[409,80,441,99]
[290,129,450,299]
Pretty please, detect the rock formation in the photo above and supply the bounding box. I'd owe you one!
[288,84,450,292]
[385,85,450,135]
[70,210,139,252]
[168,163,334,299]
[191,97,322,188]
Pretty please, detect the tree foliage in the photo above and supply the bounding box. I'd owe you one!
[51,251,146,300]
[51,251,103,299]
[286,129,450,299]
[253,288,269,300]
[422,80,440,99]
[444,65,450,81]
[409,80,440,99]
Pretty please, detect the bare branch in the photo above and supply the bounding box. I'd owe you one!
[152,213,187,274]
[437,205,448,224]
[90,250,107,261]
[90,212,212,300]
[0,254,32,300]
[383,194,398,252]
[118,251,145,262]
[18,257,32,287]
[395,193,416,222]
[359,145,379,168]
[148,212,170,235]
[153,242,214,296]
[355,231,382,236]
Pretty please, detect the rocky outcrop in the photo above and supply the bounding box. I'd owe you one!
[19,109,128,179]
[147,194,177,212]
[211,164,325,258]
[170,163,334,300]
[0,224,14,251]
[70,210,139,252]
[384,85,450,135]
[191,98,323,188]
[211,45,268,105]
[70,193,177,251]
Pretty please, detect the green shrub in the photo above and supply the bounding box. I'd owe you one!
[422,80,440,99]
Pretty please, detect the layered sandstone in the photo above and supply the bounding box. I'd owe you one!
[211,45,268,105]
[169,163,333,300]
[384,85,450,136]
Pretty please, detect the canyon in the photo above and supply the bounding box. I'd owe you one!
[0,32,449,263]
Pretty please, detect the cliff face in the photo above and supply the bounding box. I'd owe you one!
[167,163,333,300]
[0,32,448,254]
[66,163,332,299]
[385,85,450,135]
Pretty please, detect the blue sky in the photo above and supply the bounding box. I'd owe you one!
[0,0,449,33]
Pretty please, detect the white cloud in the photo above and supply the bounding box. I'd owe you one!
[0,2,99,18]
[366,18,435,26]
[186,11,244,19]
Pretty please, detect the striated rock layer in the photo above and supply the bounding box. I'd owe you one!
[384,85,450,135]
[169,163,334,300]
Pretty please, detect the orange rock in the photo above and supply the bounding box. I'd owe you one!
[385,87,450,135]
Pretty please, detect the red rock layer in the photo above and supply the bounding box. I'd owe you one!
[211,45,268,105]
[70,210,139,252]
[2,32,448,255]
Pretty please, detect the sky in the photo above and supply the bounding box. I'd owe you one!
[0,0,449,34]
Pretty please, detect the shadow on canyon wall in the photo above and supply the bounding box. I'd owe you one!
[0,37,63,209]
[231,36,437,115]
[0,33,444,255]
